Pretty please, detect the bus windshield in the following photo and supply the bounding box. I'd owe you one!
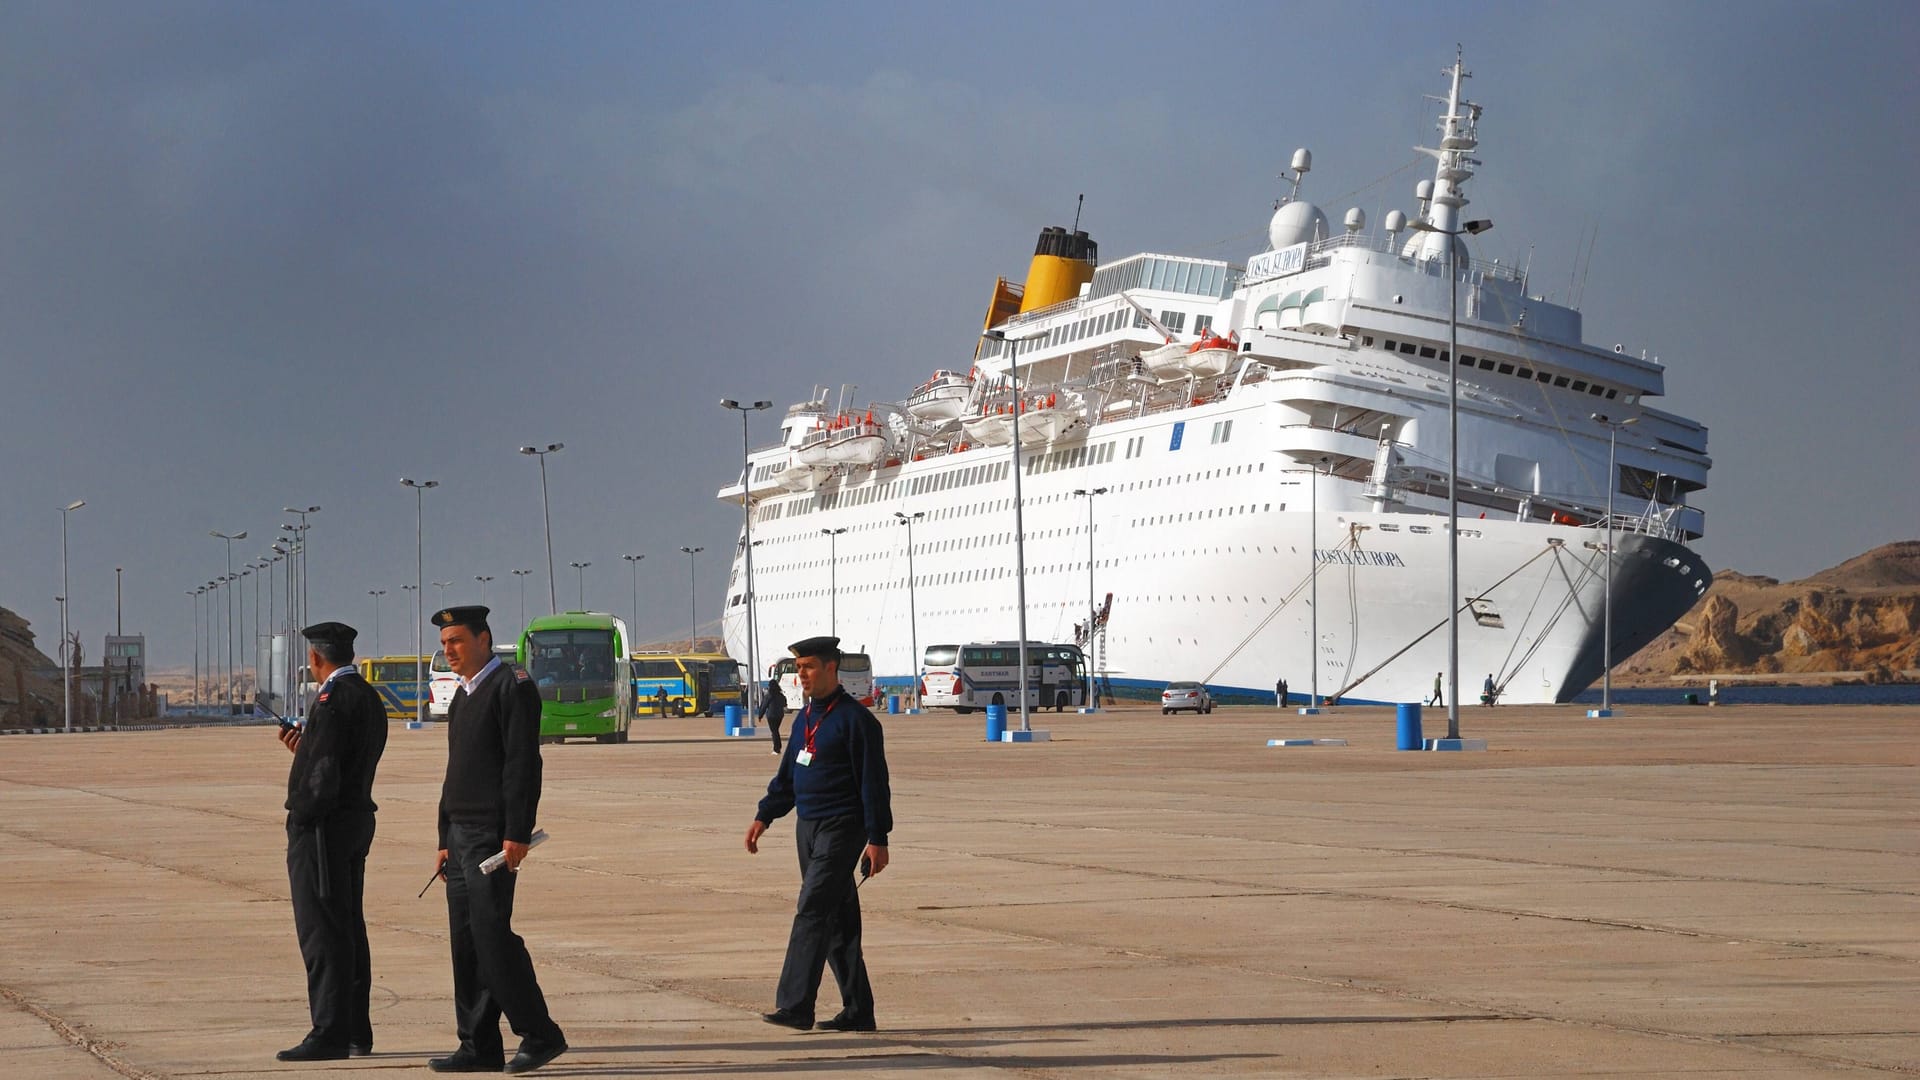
[366,661,419,683]
[526,629,618,701]
[431,650,451,673]
[923,645,959,667]
[707,661,741,689]
[633,659,683,679]
[839,653,872,673]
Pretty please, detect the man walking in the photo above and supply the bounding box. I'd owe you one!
[745,636,892,1033]
[757,676,788,756]
[427,605,566,1074]
[276,621,387,1062]
[1428,671,1444,707]
[1275,676,1288,708]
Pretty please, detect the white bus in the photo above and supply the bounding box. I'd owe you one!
[770,650,875,709]
[921,642,1086,713]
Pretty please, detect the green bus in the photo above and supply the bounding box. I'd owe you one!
[519,611,634,743]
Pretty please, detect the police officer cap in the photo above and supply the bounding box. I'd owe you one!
[431,605,491,633]
[788,635,841,661]
[301,621,358,647]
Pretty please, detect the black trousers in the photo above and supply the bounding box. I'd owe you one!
[286,812,376,1048]
[444,822,564,1058]
[765,711,784,754]
[776,814,874,1021]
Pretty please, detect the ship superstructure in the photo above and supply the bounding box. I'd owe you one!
[716,55,1711,705]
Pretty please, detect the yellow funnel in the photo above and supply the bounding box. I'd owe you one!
[1018,226,1097,313]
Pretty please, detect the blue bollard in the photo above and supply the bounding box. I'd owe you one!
[985,704,1006,742]
[887,694,900,715]
[725,704,742,732]
[1396,703,1423,750]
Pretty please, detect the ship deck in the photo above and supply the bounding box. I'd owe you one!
[2,704,1914,1077]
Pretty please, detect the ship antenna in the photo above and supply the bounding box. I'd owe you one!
[1072,193,1084,234]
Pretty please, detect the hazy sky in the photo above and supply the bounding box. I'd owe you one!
[3,1,1914,670]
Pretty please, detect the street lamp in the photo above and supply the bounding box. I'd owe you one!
[518,443,564,614]
[476,575,494,606]
[1590,414,1639,717]
[1306,455,1329,712]
[982,327,1047,734]
[568,562,591,610]
[433,581,453,605]
[1410,214,1493,741]
[679,547,703,649]
[1072,487,1108,710]
[281,506,319,713]
[368,589,387,656]
[820,527,848,636]
[401,479,438,726]
[894,511,924,710]
[511,569,533,637]
[187,589,202,708]
[211,530,247,714]
[721,397,774,718]
[58,499,84,732]
[620,555,644,638]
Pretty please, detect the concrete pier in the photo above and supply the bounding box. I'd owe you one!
[1,703,1913,1077]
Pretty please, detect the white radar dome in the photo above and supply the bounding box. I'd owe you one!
[1344,208,1366,233]
[1269,200,1329,250]
[1384,209,1408,235]
[1290,148,1313,174]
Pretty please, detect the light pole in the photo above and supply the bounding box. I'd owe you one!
[238,567,252,697]
[568,562,591,610]
[367,589,386,655]
[263,555,280,698]
[188,589,201,707]
[433,581,453,606]
[620,555,644,636]
[1072,487,1108,709]
[1410,215,1492,741]
[1306,456,1329,711]
[983,327,1045,733]
[820,528,848,636]
[894,511,924,709]
[269,547,287,705]
[511,569,533,638]
[282,505,319,714]
[58,500,84,731]
[679,546,703,649]
[476,575,494,606]
[401,479,438,726]
[721,397,774,719]
[518,443,564,613]
[1591,414,1639,717]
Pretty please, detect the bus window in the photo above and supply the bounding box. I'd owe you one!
[527,629,618,702]
[922,644,959,667]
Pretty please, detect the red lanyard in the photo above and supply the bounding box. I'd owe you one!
[800,689,840,754]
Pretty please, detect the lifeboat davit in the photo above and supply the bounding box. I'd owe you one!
[1014,392,1080,446]
[824,412,890,465]
[1185,330,1239,378]
[960,402,1016,446]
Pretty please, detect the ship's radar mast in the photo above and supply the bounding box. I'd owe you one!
[1404,50,1483,264]
[1268,147,1328,250]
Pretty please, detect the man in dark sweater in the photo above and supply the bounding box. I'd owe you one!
[276,621,388,1063]
[427,605,566,1075]
[745,635,892,1033]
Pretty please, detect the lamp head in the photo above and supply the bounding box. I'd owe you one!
[1464,219,1493,235]
[63,499,86,511]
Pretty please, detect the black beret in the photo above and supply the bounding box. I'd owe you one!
[788,635,841,661]
[431,605,491,632]
[301,621,358,646]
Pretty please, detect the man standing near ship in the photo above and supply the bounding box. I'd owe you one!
[745,635,893,1033]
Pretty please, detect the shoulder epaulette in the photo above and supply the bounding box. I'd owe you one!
[513,664,531,682]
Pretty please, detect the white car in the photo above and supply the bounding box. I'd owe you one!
[1161,681,1214,715]
[428,650,460,718]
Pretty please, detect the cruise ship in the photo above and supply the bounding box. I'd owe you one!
[716,55,1711,706]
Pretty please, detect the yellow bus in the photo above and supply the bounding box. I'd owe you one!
[358,655,433,720]
[630,652,745,717]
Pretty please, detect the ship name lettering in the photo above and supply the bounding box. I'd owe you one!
[1315,548,1405,568]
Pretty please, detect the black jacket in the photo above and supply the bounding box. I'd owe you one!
[286,669,388,826]
[756,684,788,723]
[438,661,545,846]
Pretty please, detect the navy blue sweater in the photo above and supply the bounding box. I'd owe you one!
[756,686,892,846]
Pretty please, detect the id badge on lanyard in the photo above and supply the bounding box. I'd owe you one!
[795,690,836,767]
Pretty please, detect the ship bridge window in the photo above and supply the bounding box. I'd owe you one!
[1399,342,1416,355]
[1515,366,1532,379]
[1587,384,1606,396]
[1536,371,1552,383]
[1478,358,1496,370]
[1133,310,1151,329]
[1553,375,1570,388]
[1497,362,1515,375]
[1571,380,1588,391]
[1194,314,1213,336]
[1418,346,1436,359]
[1160,310,1187,332]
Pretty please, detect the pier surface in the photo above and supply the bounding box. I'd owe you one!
[2,704,1914,1078]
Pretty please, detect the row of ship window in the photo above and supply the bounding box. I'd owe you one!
[982,305,1217,358]
[1369,335,1620,400]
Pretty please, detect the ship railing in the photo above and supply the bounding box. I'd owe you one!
[1301,231,1525,285]
[1001,295,1083,330]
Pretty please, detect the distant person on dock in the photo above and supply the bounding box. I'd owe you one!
[1276,677,1288,707]
[1482,673,1497,706]
[1429,672,1444,707]
[1709,679,1720,707]
[758,678,788,755]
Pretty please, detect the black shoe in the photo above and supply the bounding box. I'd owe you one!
[504,1039,568,1074]
[761,1007,814,1031]
[815,1011,877,1032]
[428,1047,507,1072]
[276,1038,350,1061]
[348,1042,372,1057]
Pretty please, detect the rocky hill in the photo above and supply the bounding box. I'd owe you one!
[1618,541,1920,684]
[0,605,59,727]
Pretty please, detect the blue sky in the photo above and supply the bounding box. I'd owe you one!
[3,1,1914,669]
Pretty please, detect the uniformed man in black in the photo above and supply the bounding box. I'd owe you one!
[276,621,388,1062]
[426,605,567,1074]
[745,635,893,1033]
